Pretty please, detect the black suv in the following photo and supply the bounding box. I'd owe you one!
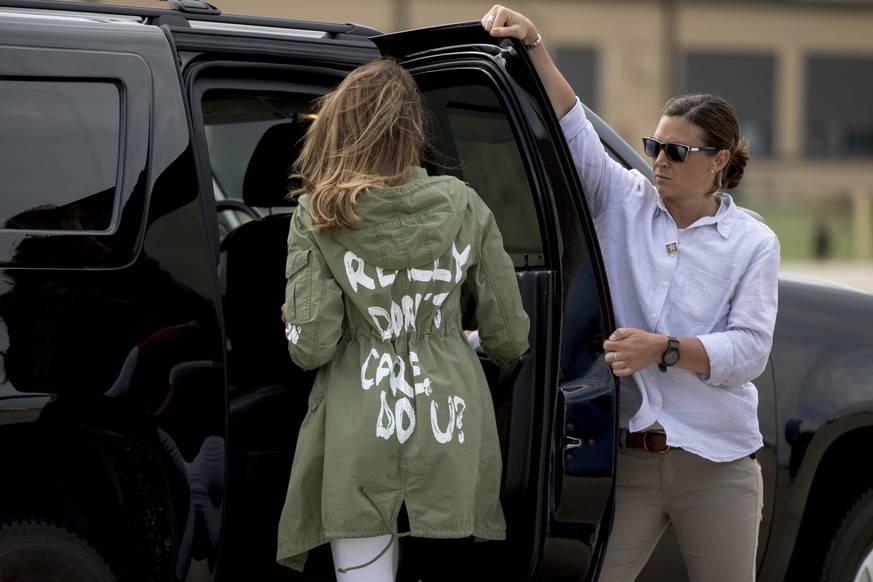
[1,2,872,581]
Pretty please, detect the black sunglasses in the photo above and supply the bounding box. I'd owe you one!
[642,137,719,163]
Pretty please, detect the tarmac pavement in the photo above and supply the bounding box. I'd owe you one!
[780,261,873,294]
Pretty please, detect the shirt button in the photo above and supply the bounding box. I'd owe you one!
[661,281,668,288]
[650,313,657,319]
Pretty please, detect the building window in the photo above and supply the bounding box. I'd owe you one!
[556,46,597,112]
[806,55,873,157]
[683,52,775,157]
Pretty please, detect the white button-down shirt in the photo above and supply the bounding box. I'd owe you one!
[561,99,780,462]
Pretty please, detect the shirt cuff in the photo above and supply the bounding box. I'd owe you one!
[558,97,586,138]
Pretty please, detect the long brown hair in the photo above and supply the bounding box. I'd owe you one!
[289,58,427,228]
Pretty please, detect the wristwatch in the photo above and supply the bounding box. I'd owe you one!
[659,336,680,372]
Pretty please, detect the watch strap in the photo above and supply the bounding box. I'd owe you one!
[659,336,679,373]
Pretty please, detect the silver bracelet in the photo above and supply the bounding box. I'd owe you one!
[525,33,543,51]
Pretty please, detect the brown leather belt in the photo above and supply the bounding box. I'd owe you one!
[622,429,673,453]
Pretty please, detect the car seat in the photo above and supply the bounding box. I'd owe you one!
[220,119,322,580]
[221,119,316,452]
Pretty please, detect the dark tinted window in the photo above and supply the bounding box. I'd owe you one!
[806,55,873,157]
[423,84,545,268]
[684,52,775,156]
[0,80,120,231]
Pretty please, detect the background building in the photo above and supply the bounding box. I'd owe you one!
[102,0,873,263]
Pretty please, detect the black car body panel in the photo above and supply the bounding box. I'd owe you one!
[1,2,872,582]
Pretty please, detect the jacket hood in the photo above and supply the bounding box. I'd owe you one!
[304,166,469,271]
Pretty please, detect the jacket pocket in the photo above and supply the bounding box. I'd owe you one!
[285,249,312,321]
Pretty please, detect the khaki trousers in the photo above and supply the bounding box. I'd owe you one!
[598,445,763,582]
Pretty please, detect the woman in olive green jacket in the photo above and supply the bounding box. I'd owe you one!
[276,58,530,581]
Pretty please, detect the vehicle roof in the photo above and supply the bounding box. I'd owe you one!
[0,0,383,41]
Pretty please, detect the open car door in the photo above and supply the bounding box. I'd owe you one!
[375,22,619,581]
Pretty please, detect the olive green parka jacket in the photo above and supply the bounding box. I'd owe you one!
[276,166,530,571]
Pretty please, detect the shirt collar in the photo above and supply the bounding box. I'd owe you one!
[656,192,739,239]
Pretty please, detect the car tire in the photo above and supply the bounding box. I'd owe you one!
[820,484,873,582]
[0,517,115,582]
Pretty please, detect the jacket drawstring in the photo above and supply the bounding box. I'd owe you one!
[335,487,410,574]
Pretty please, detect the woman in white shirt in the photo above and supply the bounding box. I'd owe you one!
[483,6,780,581]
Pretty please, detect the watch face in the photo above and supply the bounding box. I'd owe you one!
[664,349,679,366]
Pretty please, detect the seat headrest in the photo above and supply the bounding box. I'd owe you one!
[242,120,310,208]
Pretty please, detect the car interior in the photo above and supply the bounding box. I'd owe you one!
[197,68,551,579]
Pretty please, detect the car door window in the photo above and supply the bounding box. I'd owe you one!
[0,80,119,233]
[422,83,545,268]
[0,47,152,268]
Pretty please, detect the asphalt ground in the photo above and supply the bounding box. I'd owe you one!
[780,261,873,294]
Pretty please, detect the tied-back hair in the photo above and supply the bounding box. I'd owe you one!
[661,93,750,191]
[288,57,427,229]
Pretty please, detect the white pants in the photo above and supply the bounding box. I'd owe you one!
[331,535,399,582]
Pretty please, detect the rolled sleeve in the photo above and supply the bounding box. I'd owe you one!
[700,234,780,386]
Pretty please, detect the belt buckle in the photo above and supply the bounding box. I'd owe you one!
[643,429,670,454]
